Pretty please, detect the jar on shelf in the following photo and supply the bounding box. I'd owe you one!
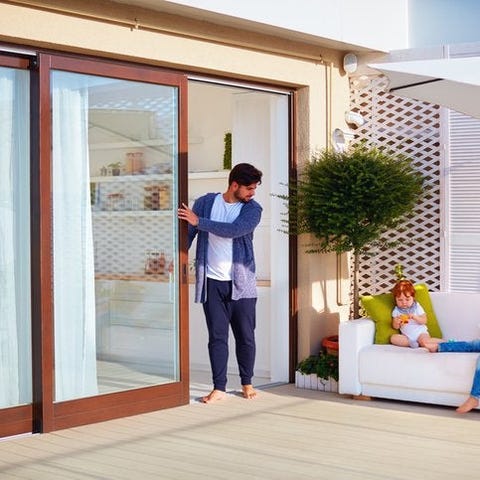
[144,183,170,210]
[144,249,166,274]
[106,192,125,211]
[159,184,170,210]
[125,151,145,175]
[144,185,159,210]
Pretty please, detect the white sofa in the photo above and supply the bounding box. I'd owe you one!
[339,292,480,408]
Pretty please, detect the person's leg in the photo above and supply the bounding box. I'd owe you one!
[417,333,429,348]
[418,333,443,348]
[457,355,480,413]
[230,297,257,398]
[390,333,410,347]
[438,339,480,353]
[432,339,480,413]
[202,279,232,402]
[424,339,446,352]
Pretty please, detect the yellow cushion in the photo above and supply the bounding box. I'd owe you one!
[361,283,443,345]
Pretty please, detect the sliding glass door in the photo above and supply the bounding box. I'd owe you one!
[38,55,189,431]
[0,56,32,437]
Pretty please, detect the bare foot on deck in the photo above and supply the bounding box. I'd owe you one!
[242,384,257,400]
[202,389,226,404]
[456,396,479,414]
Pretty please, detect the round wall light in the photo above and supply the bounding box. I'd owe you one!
[343,53,358,74]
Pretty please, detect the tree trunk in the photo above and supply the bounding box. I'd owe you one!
[352,249,360,319]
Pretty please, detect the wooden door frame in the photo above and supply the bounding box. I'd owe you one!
[186,76,298,385]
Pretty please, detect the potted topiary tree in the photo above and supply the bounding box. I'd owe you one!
[277,144,424,319]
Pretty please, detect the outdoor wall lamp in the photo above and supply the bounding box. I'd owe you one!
[332,128,355,152]
[343,53,358,74]
[351,75,371,89]
[345,110,366,128]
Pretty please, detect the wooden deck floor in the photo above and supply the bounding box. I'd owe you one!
[1,384,480,479]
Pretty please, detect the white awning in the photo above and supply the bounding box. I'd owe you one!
[369,57,480,119]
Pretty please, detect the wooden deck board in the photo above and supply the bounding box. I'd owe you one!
[1,385,480,479]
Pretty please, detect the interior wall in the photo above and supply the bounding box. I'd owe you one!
[188,82,234,173]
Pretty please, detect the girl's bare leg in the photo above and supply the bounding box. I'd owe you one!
[422,337,446,352]
[390,334,410,347]
[419,334,443,348]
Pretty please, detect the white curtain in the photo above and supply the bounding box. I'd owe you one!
[0,67,31,408]
[52,72,98,401]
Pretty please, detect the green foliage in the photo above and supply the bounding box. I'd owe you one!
[275,144,425,318]
[107,162,122,168]
[394,263,406,281]
[278,145,424,256]
[296,352,339,381]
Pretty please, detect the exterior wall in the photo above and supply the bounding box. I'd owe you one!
[0,2,353,363]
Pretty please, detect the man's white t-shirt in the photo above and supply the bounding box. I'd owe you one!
[206,193,243,281]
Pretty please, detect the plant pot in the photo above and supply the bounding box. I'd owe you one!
[295,371,338,392]
[322,335,339,356]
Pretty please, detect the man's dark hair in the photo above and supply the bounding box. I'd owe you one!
[228,163,263,186]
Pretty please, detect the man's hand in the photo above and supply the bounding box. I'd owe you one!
[177,202,199,226]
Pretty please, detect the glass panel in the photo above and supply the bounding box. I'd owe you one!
[0,66,31,408]
[51,71,179,402]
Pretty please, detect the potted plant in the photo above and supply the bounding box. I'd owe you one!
[277,144,424,318]
[295,348,339,391]
[108,162,123,176]
[223,131,232,170]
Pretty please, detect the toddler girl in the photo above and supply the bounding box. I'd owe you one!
[390,279,442,348]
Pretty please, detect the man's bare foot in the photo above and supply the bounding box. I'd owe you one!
[456,396,479,414]
[202,389,226,404]
[423,342,439,352]
[242,384,257,400]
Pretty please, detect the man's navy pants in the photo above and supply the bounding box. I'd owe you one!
[202,278,257,391]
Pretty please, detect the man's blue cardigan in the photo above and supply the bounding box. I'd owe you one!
[188,192,263,303]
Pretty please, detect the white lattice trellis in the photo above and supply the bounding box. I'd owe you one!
[349,74,442,300]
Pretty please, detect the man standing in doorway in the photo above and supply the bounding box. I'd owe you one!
[177,163,263,403]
